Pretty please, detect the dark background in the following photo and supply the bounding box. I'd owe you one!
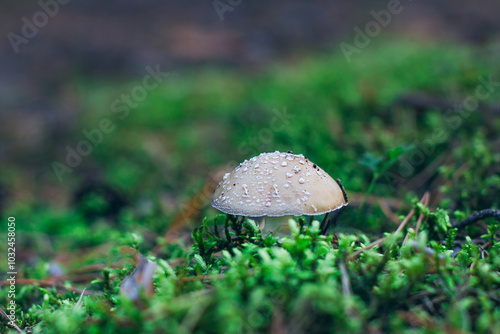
[1,0,500,210]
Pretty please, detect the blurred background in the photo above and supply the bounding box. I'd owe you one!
[0,0,499,240]
[2,2,500,331]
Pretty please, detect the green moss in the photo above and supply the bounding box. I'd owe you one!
[1,39,499,333]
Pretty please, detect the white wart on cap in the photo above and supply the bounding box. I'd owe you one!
[212,151,348,217]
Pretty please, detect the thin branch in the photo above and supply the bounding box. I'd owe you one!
[349,193,430,260]
[451,209,500,229]
[178,274,226,282]
[379,200,402,225]
[348,236,389,260]
[0,307,23,333]
[0,279,99,296]
[68,263,123,275]
[152,168,229,255]
[348,192,405,208]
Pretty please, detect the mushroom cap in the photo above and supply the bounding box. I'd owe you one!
[211,151,348,217]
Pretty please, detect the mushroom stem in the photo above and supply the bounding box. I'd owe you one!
[261,216,294,237]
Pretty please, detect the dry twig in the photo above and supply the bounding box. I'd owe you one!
[349,193,430,260]
[0,279,98,296]
[451,209,500,229]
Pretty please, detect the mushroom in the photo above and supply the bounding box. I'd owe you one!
[211,151,348,236]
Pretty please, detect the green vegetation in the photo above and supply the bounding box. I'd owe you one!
[1,39,499,333]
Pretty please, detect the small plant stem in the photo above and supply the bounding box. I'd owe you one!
[414,196,429,235]
[338,260,352,297]
[403,192,429,246]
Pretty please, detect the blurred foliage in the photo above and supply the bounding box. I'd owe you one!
[1,39,499,333]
